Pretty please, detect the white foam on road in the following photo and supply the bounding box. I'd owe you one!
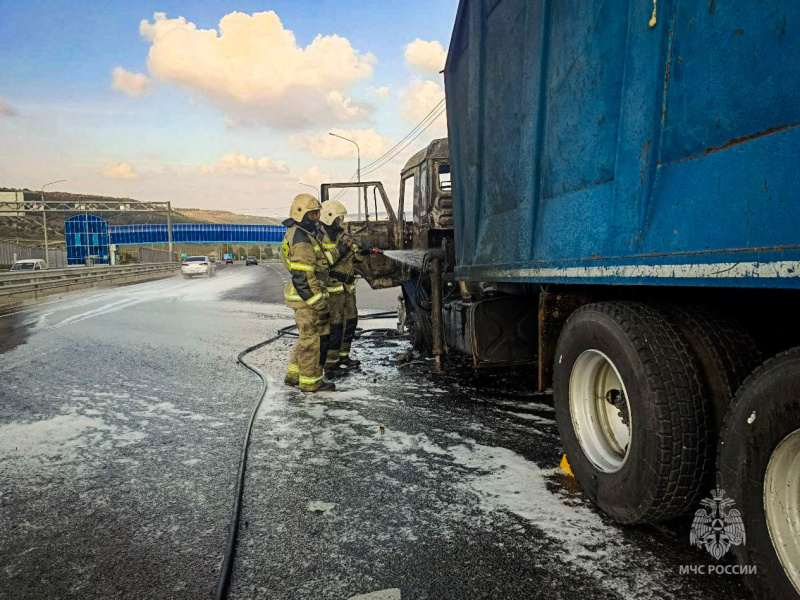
[0,411,112,461]
[253,389,679,599]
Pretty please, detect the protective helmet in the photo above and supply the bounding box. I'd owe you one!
[289,193,322,221]
[320,200,348,226]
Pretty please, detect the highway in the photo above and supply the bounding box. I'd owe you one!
[0,264,748,600]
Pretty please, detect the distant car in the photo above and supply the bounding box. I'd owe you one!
[246,256,258,266]
[225,257,234,264]
[10,259,48,271]
[181,256,216,278]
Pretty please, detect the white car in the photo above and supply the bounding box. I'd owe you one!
[181,256,216,278]
[10,259,48,271]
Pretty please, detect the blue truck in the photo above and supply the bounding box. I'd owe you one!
[322,2,800,598]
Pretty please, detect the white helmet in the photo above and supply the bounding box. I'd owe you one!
[290,193,322,221]
[320,200,348,226]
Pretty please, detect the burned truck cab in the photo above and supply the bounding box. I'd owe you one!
[319,138,453,289]
[400,138,453,251]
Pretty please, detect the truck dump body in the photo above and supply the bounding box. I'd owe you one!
[444,0,800,288]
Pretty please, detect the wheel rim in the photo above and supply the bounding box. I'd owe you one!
[764,428,800,594]
[569,350,632,473]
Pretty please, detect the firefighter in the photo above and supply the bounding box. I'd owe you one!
[319,200,371,376]
[281,193,350,392]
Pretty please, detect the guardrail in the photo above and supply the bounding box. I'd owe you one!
[0,263,180,311]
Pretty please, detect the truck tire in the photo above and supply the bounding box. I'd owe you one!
[553,302,712,524]
[718,349,800,600]
[660,304,762,436]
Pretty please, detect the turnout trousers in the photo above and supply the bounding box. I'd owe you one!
[285,305,330,391]
[325,290,346,367]
[340,288,358,359]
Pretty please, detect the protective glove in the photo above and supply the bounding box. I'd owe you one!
[313,298,330,323]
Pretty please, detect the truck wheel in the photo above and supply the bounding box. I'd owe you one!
[660,305,762,437]
[553,302,712,524]
[718,348,800,600]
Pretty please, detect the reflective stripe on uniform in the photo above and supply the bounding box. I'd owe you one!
[287,363,299,374]
[285,293,302,301]
[323,242,337,249]
[306,292,324,305]
[299,375,323,385]
[339,351,350,357]
[326,284,344,293]
[323,250,335,265]
[289,262,314,272]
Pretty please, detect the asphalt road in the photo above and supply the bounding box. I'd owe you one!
[0,264,751,600]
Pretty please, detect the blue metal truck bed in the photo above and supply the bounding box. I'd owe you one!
[444,0,800,288]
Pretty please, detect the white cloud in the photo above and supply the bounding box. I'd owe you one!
[102,162,140,180]
[405,39,447,75]
[0,97,18,117]
[369,86,390,100]
[111,67,154,97]
[203,152,289,175]
[290,128,391,160]
[139,11,375,128]
[399,79,447,136]
[300,166,332,187]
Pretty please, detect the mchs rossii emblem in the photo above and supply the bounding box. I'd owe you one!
[690,487,746,560]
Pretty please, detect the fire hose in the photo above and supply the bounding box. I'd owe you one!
[214,310,397,599]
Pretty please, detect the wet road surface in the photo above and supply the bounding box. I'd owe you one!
[0,264,751,599]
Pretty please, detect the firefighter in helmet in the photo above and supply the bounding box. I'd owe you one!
[281,193,350,392]
[319,200,369,375]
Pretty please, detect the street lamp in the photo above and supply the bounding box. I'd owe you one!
[40,179,66,267]
[299,182,318,197]
[328,133,360,183]
[329,132,361,218]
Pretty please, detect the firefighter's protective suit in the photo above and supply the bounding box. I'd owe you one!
[281,194,348,392]
[319,200,365,372]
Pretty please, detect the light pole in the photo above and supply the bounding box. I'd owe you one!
[329,132,360,217]
[40,179,66,267]
[328,133,360,182]
[299,182,318,198]
[166,201,173,257]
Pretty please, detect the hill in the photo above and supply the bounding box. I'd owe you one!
[0,188,281,245]
[175,209,282,226]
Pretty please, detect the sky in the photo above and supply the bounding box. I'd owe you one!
[0,0,457,218]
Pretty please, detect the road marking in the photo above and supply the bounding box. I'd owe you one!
[348,589,402,600]
[47,298,144,329]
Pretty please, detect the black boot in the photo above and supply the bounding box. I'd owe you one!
[338,357,361,369]
[303,380,337,393]
[325,366,349,378]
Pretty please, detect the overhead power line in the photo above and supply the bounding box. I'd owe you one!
[330,98,447,202]
[360,98,445,172]
[360,106,446,177]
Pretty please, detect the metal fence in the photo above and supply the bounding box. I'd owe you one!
[138,247,176,264]
[0,241,67,268]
